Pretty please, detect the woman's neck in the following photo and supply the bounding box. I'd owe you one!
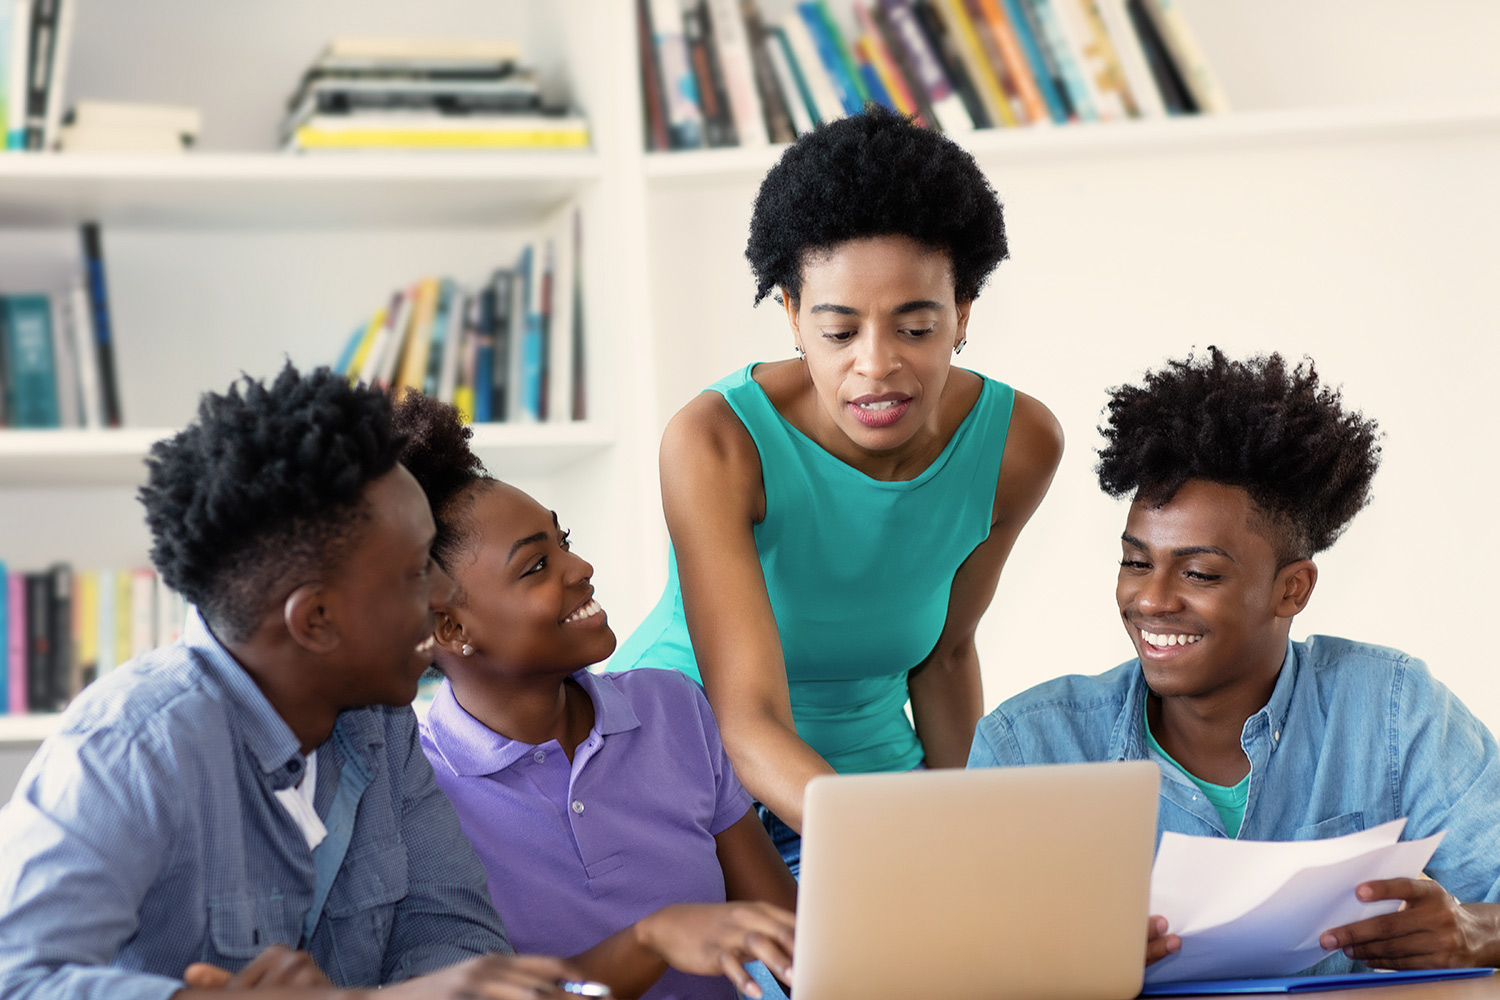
[448,669,596,760]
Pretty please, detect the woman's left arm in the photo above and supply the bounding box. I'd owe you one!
[908,391,1063,768]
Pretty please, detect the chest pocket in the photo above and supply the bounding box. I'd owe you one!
[1295,812,1366,840]
[207,894,302,964]
[317,839,409,985]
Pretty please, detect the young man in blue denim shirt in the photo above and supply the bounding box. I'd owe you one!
[0,366,582,1000]
[970,349,1500,972]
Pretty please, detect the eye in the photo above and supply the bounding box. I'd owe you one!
[521,555,547,578]
[559,528,572,551]
[821,329,855,343]
[902,326,936,338]
[1119,559,1150,572]
[1185,571,1222,582]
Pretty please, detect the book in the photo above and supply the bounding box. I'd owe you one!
[1051,0,1129,120]
[879,0,974,133]
[545,207,579,424]
[1092,0,1167,117]
[73,568,96,695]
[79,222,122,427]
[511,243,538,423]
[1,293,61,427]
[128,567,155,659]
[636,0,673,151]
[282,74,541,136]
[854,3,925,124]
[934,0,1016,126]
[490,268,515,422]
[343,302,387,384]
[356,290,404,387]
[421,279,455,397]
[766,25,816,135]
[912,0,991,128]
[21,0,58,149]
[4,0,28,149]
[1137,0,1228,113]
[375,286,416,391]
[852,37,900,114]
[48,291,78,426]
[537,241,553,420]
[24,571,48,712]
[38,0,70,149]
[867,2,943,130]
[741,0,797,144]
[1126,0,1194,114]
[569,210,586,421]
[684,0,739,147]
[998,0,1069,122]
[67,99,202,134]
[7,572,25,713]
[779,12,845,126]
[93,567,114,678]
[393,277,441,396]
[960,0,1031,125]
[289,111,589,151]
[0,562,7,713]
[46,563,70,710]
[798,2,866,117]
[647,0,707,149]
[972,0,1050,125]
[319,37,522,66]
[435,286,467,405]
[705,0,770,147]
[1023,0,1097,121]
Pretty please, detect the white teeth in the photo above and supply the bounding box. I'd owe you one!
[415,635,436,655]
[565,599,602,623]
[857,400,898,411]
[1140,629,1202,647]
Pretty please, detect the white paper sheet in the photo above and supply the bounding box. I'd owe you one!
[1145,818,1445,983]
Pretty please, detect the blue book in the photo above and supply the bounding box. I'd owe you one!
[332,322,364,377]
[472,283,495,423]
[1026,0,1097,121]
[1141,968,1496,995]
[857,60,897,111]
[798,2,865,115]
[1000,0,1069,122]
[2,294,61,427]
[518,244,543,423]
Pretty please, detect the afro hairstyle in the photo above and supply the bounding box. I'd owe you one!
[745,104,1007,306]
[389,390,492,594]
[139,363,404,642]
[1095,347,1382,562]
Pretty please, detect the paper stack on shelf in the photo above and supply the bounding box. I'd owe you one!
[281,37,589,152]
[58,100,201,153]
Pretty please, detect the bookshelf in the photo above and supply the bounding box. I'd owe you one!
[3,0,1500,758]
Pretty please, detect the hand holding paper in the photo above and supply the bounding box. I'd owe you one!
[1145,819,1445,983]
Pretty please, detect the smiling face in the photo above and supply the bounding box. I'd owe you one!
[442,482,615,677]
[325,464,454,706]
[1116,480,1315,708]
[786,234,971,462]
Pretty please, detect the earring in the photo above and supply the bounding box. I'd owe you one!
[954,339,967,355]
[794,345,805,359]
[461,643,474,657]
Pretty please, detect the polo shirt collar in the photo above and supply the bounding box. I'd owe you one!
[182,609,305,788]
[424,669,642,778]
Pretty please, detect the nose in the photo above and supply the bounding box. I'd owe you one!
[853,328,902,379]
[565,550,595,585]
[1133,570,1183,617]
[429,561,457,607]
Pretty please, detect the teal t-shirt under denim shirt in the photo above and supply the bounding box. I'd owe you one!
[1144,703,1250,838]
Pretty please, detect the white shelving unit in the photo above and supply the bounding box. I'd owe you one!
[3,0,1500,760]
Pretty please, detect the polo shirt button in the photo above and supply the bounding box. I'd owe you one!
[533,750,547,763]
[572,800,585,814]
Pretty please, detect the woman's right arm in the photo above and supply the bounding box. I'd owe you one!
[660,393,833,833]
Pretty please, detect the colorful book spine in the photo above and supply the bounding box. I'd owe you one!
[854,35,911,117]
[79,223,122,427]
[647,0,707,148]
[880,0,974,132]
[936,0,1017,127]
[741,0,798,144]
[1001,0,1070,122]
[974,0,1049,124]
[912,0,991,128]
[766,25,817,134]
[1024,0,1097,121]
[1,294,61,427]
[7,573,24,713]
[854,3,923,123]
[636,0,673,150]
[868,2,942,130]
[1126,0,1194,113]
[799,1,867,116]
[705,0,771,147]
[1138,0,1228,113]
[1052,0,1127,120]
[684,0,738,147]
[1092,0,1166,117]
[780,12,846,125]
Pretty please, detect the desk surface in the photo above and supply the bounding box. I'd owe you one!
[1165,973,1499,998]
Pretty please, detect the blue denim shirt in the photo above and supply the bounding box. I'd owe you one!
[969,636,1500,972]
[0,611,510,1000]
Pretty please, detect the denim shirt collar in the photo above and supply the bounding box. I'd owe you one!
[425,669,642,778]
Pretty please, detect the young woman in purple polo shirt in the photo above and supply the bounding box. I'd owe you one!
[391,392,798,1000]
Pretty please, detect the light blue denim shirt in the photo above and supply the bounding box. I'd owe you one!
[0,611,510,1000]
[969,636,1500,973]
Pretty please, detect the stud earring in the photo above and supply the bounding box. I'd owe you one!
[461,643,474,657]
[794,345,805,359]
[954,339,967,355]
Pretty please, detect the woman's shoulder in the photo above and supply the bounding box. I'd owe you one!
[594,668,722,737]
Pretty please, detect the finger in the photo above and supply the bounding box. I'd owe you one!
[1356,878,1438,904]
[1146,933,1181,966]
[745,934,795,980]
[721,953,763,1000]
[182,962,233,989]
[1147,915,1168,941]
[1344,926,1464,964]
[1322,909,1429,950]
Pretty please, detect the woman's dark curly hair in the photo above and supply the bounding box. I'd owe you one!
[390,390,492,603]
[1096,348,1382,561]
[746,105,1007,306]
[139,363,405,641]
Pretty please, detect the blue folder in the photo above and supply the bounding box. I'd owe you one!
[1140,967,1495,995]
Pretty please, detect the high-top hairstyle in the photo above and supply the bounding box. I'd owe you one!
[745,104,1008,307]
[389,390,492,605]
[139,363,405,641]
[1096,347,1382,563]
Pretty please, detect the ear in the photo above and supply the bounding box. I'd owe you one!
[284,583,340,654]
[1273,559,1318,619]
[782,287,800,337]
[433,610,468,658]
[954,299,974,346]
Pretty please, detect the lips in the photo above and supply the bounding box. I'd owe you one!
[848,393,911,428]
[562,597,604,625]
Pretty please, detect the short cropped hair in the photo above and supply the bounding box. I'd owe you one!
[745,105,1008,306]
[139,364,404,641]
[1096,347,1382,561]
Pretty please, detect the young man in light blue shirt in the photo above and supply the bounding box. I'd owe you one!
[0,365,582,1000]
[970,348,1500,972]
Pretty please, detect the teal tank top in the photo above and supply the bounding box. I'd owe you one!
[610,364,1015,775]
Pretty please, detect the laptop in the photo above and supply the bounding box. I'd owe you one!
[794,760,1161,1000]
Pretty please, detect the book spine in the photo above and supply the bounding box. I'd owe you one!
[508,246,532,423]
[113,571,130,672]
[22,0,56,150]
[422,279,454,398]
[0,562,7,714]
[569,209,586,422]
[854,35,909,116]
[867,2,941,130]
[74,568,96,694]
[1,294,60,427]
[79,222,122,427]
[24,571,48,713]
[798,2,865,116]
[48,291,79,426]
[684,0,739,147]
[647,0,707,148]
[436,289,468,405]
[93,568,113,678]
[636,0,674,151]
[47,563,70,711]
[7,573,25,713]
[1001,0,1070,122]
[5,0,32,150]
[912,0,991,129]
[851,42,896,111]
[766,26,817,135]
[741,0,797,144]
[1138,0,1227,112]
[973,0,1049,125]
[854,3,922,123]
[38,0,69,148]
[1092,0,1166,117]
[704,0,770,147]
[879,0,972,133]
[1024,0,1097,121]
[537,242,553,421]
[1126,0,1194,114]
[779,12,845,125]
[1052,0,1127,120]
[960,0,1030,125]
[393,277,440,395]
[935,0,1016,127]
[345,304,387,385]
[489,270,513,422]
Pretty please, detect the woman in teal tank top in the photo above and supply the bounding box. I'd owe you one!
[610,107,1064,872]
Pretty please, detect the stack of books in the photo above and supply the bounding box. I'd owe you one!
[282,37,590,152]
[2,0,77,151]
[57,100,201,154]
[335,208,586,424]
[637,0,1229,150]
[0,222,124,429]
[0,561,184,715]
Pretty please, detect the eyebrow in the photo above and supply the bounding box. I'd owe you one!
[506,512,563,565]
[807,300,944,316]
[1120,532,1235,561]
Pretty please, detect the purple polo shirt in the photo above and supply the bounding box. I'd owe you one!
[419,668,753,1000]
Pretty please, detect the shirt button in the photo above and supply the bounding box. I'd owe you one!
[1273,730,1281,741]
[533,750,547,763]
[571,800,585,814]
[287,759,301,773]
